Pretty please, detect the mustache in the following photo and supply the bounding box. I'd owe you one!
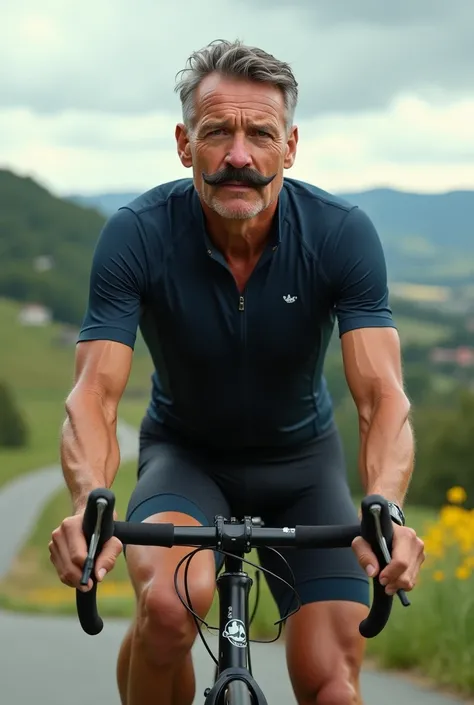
[201,166,276,187]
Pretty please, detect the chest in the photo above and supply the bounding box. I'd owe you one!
[227,257,259,294]
[146,240,335,368]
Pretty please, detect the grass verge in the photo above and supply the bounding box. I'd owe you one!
[0,395,65,487]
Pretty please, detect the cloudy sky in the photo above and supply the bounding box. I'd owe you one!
[2,0,473,196]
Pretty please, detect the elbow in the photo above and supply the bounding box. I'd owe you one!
[388,385,411,420]
[357,386,411,430]
[64,386,111,424]
[64,390,78,421]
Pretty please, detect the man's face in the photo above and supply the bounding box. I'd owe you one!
[176,73,298,220]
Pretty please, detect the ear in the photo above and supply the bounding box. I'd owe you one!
[284,125,298,169]
[175,123,193,168]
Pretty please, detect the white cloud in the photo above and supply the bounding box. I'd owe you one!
[1,0,473,193]
[2,95,474,194]
[2,0,473,116]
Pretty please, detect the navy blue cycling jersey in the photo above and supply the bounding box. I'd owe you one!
[78,177,395,449]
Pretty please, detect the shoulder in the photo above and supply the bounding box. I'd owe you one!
[281,178,361,248]
[282,178,379,250]
[101,178,195,251]
[283,177,356,213]
[122,178,195,217]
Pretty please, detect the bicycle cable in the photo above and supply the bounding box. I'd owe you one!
[172,545,302,668]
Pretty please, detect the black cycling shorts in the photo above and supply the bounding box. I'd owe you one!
[125,415,369,618]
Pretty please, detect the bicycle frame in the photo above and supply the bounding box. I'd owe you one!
[75,489,410,705]
[204,549,267,705]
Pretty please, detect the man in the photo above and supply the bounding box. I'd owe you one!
[50,39,424,705]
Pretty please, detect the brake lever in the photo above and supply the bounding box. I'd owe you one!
[80,497,108,586]
[370,503,410,607]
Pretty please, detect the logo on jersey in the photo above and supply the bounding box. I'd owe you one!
[222,619,247,648]
[283,294,298,303]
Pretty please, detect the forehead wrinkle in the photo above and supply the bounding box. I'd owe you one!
[197,86,283,115]
[198,97,282,124]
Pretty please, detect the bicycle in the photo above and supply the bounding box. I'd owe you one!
[76,488,410,705]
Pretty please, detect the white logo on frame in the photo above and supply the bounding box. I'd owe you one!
[222,619,247,648]
[283,295,297,303]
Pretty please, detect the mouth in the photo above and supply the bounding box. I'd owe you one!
[219,182,254,190]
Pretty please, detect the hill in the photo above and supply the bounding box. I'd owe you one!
[0,169,106,326]
[71,186,474,292]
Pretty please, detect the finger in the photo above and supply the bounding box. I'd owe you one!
[379,555,409,586]
[62,516,89,562]
[50,536,87,589]
[384,545,425,595]
[95,537,123,582]
[379,528,420,585]
[61,517,93,587]
[52,528,91,591]
[384,570,417,594]
[351,536,380,577]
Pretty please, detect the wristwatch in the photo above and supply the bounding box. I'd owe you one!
[387,501,405,526]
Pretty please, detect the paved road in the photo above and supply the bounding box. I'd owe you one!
[0,421,139,577]
[0,423,468,704]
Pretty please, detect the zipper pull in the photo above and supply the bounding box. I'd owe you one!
[239,296,245,311]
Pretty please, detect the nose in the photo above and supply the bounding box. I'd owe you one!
[225,134,252,169]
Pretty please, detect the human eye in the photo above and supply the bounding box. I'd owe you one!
[206,127,227,137]
[251,128,272,139]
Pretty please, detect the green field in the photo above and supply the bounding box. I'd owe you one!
[0,298,152,486]
[395,316,452,345]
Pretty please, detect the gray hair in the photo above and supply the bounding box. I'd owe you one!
[174,39,298,133]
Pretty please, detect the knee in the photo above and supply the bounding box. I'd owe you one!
[135,576,214,666]
[296,655,360,705]
[315,677,359,705]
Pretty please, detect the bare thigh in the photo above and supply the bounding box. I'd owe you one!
[125,511,217,622]
[285,601,368,705]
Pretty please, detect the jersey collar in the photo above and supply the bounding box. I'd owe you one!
[191,181,288,255]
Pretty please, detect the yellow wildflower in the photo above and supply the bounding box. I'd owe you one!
[446,486,467,505]
[433,570,445,582]
[455,565,471,580]
[440,505,464,528]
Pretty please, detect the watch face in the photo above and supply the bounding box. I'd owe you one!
[389,502,405,525]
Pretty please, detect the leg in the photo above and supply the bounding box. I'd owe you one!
[117,420,230,705]
[257,425,370,705]
[122,511,216,705]
[285,600,368,705]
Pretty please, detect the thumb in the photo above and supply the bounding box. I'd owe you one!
[352,536,379,578]
[95,536,123,582]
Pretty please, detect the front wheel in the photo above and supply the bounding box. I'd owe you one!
[224,679,253,705]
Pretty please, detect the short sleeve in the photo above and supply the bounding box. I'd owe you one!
[77,208,149,349]
[323,206,396,338]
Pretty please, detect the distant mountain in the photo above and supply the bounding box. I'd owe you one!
[70,185,474,288]
[71,192,140,218]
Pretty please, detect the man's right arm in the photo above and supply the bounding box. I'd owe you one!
[60,206,149,512]
[50,208,150,590]
[53,344,130,590]
[61,339,133,514]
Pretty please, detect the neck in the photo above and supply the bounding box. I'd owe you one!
[202,202,278,260]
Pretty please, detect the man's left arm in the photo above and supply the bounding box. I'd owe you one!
[342,326,424,594]
[325,205,425,595]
